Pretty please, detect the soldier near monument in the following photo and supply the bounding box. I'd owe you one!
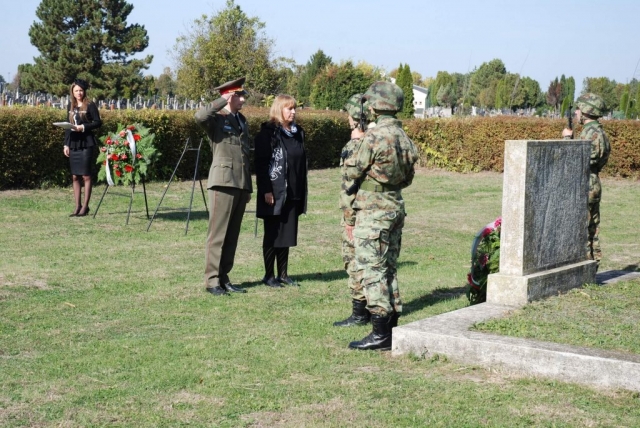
[562,93,611,269]
[195,77,253,296]
[334,93,373,327]
[344,82,419,350]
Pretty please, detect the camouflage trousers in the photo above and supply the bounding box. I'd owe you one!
[587,201,602,266]
[341,227,364,300]
[353,209,404,316]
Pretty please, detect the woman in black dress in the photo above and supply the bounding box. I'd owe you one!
[63,79,102,217]
[254,95,308,287]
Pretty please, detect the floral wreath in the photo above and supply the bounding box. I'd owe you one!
[466,217,501,305]
[97,123,159,186]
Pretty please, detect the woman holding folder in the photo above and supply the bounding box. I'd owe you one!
[62,79,102,217]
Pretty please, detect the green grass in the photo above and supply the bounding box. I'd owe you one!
[1,169,640,427]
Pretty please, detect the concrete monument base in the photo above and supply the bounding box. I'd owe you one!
[392,299,640,392]
[487,260,597,306]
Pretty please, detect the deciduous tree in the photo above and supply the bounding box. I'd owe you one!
[309,61,379,110]
[582,76,618,111]
[173,0,282,101]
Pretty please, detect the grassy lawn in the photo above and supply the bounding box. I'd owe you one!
[1,168,640,427]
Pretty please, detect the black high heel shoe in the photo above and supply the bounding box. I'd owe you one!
[77,206,90,217]
[69,207,81,217]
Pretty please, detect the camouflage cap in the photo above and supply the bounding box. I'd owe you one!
[214,77,248,95]
[364,81,404,112]
[344,93,367,120]
[576,93,606,117]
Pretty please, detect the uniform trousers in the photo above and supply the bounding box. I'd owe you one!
[587,201,601,264]
[205,187,248,288]
[341,222,363,300]
[353,209,405,316]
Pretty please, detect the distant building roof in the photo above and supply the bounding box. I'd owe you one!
[413,85,429,94]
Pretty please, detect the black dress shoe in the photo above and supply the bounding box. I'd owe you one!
[277,276,299,286]
[262,276,284,288]
[77,206,90,217]
[205,286,229,296]
[223,282,247,293]
[69,207,81,217]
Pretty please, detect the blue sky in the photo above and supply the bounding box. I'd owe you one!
[2,0,639,95]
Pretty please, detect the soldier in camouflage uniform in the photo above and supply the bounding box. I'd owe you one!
[334,94,373,327]
[343,82,419,351]
[562,93,611,269]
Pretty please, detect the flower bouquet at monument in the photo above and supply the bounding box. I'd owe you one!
[466,217,501,305]
[97,123,159,186]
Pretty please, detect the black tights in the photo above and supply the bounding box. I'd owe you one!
[263,247,290,279]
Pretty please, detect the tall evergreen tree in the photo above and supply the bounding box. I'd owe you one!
[397,64,415,118]
[20,0,151,98]
[296,50,332,106]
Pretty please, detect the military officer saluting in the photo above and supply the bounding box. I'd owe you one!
[344,82,419,350]
[195,77,253,296]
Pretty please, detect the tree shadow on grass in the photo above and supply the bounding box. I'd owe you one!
[237,260,420,288]
[402,286,468,317]
[147,208,209,222]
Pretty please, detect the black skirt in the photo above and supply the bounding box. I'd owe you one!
[263,199,304,248]
[69,146,95,176]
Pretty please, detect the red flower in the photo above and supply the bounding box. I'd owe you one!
[494,217,502,228]
[124,141,130,146]
[115,169,122,177]
[121,154,128,160]
[100,147,106,152]
[480,254,489,267]
[110,154,119,161]
[119,130,126,138]
[481,227,492,238]
[136,153,142,159]
[127,125,136,131]
[125,165,134,173]
[106,137,112,145]
[133,134,141,141]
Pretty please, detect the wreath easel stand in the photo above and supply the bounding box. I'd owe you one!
[93,178,149,225]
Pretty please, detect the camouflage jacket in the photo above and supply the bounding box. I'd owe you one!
[339,138,361,225]
[579,120,610,174]
[345,115,419,211]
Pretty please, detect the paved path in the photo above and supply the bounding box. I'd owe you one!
[393,270,640,391]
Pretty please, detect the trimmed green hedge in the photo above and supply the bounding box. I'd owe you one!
[404,116,640,178]
[1,108,638,189]
[0,106,351,189]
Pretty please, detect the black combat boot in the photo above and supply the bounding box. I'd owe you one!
[348,313,393,351]
[333,299,371,327]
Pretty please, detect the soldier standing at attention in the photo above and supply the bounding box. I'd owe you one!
[195,77,253,296]
[334,93,373,327]
[344,82,419,350]
[562,93,611,270]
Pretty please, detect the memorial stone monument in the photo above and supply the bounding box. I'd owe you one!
[487,139,597,306]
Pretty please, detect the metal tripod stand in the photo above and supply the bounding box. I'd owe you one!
[146,138,208,234]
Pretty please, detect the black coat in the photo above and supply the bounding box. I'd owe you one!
[64,101,102,149]
[254,121,307,218]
